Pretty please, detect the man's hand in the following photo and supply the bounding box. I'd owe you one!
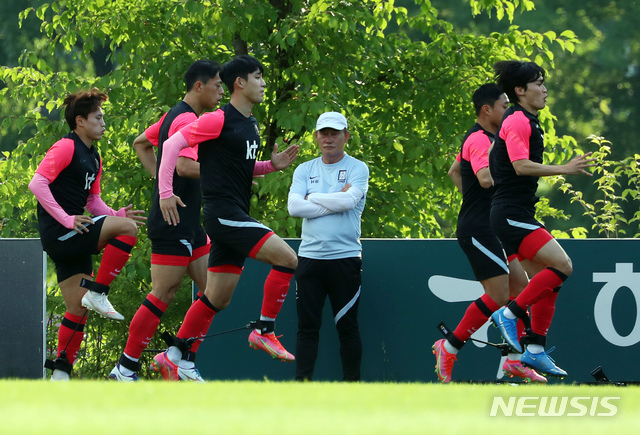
[72,215,94,234]
[159,195,186,226]
[565,152,597,176]
[341,183,352,192]
[122,204,147,227]
[270,143,300,170]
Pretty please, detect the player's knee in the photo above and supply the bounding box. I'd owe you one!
[214,299,230,311]
[282,251,298,270]
[150,285,180,305]
[121,218,139,237]
[554,257,573,278]
[207,292,231,311]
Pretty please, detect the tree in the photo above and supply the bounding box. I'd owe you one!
[0,0,581,377]
[430,0,640,237]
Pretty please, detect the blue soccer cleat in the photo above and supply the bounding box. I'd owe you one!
[521,347,567,378]
[491,307,522,353]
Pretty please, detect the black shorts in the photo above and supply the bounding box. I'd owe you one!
[458,235,509,281]
[490,202,545,258]
[151,225,210,266]
[43,216,106,283]
[204,208,273,269]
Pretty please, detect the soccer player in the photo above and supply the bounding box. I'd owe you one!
[489,61,596,377]
[432,84,546,383]
[28,89,145,381]
[288,111,369,382]
[109,60,224,382]
[153,55,300,379]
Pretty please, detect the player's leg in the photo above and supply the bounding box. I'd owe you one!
[165,252,210,382]
[327,257,363,382]
[252,234,297,322]
[248,233,297,361]
[181,238,210,357]
[111,261,187,381]
[499,257,547,382]
[489,207,546,352]
[503,234,569,377]
[294,257,327,381]
[81,216,139,320]
[44,225,103,381]
[154,235,243,381]
[505,236,569,337]
[50,272,92,381]
[169,215,244,370]
[201,212,296,361]
[435,236,508,381]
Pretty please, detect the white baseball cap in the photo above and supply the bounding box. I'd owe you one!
[315,112,348,131]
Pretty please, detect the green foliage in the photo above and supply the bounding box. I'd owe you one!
[553,136,640,239]
[0,0,589,378]
[431,0,640,234]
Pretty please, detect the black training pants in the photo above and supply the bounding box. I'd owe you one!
[295,256,362,381]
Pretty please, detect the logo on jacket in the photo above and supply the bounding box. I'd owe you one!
[84,172,96,190]
[338,170,347,183]
[246,140,258,160]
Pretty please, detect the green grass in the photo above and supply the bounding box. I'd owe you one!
[2,381,639,434]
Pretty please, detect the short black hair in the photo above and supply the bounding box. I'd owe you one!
[220,55,264,94]
[493,60,546,104]
[63,88,108,130]
[184,60,222,92]
[472,83,504,116]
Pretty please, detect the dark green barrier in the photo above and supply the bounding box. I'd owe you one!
[195,239,639,383]
[0,239,46,379]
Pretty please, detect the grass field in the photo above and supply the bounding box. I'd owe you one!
[2,380,638,434]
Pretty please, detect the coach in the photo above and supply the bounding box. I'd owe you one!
[288,111,369,381]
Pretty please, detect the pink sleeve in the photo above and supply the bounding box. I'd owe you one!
[455,153,461,163]
[500,112,531,162]
[253,160,276,176]
[179,111,225,147]
[170,112,199,159]
[158,131,190,199]
[180,145,198,161]
[35,138,75,182]
[158,111,225,199]
[148,112,197,158]
[144,114,166,147]
[464,131,491,175]
[85,193,125,217]
[28,173,75,229]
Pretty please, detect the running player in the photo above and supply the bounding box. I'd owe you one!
[109,60,224,382]
[433,84,546,383]
[489,61,596,378]
[153,55,300,379]
[28,88,145,381]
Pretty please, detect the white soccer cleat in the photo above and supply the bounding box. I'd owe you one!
[109,364,140,382]
[50,369,70,382]
[178,365,206,383]
[81,290,124,320]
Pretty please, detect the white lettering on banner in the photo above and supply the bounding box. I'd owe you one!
[429,275,508,379]
[489,396,620,417]
[246,140,258,159]
[427,275,492,343]
[593,263,640,347]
